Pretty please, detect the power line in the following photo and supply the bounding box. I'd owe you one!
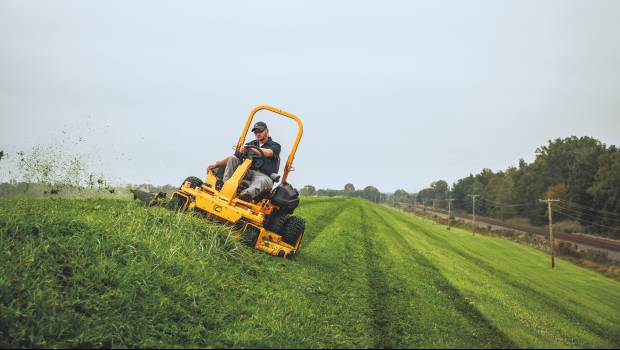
[555,203,589,216]
[555,203,597,218]
[559,200,620,218]
[556,203,620,226]
[417,195,620,227]
[477,197,536,208]
[553,207,620,231]
[554,208,620,231]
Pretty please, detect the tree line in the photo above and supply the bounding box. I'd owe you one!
[299,183,386,202]
[416,136,620,238]
[303,136,619,238]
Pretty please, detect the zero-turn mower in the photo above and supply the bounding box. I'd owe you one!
[137,105,305,258]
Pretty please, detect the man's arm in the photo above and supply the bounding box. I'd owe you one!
[257,148,274,157]
[207,156,231,171]
[254,141,280,158]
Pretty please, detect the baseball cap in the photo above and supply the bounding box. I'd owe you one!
[251,121,267,132]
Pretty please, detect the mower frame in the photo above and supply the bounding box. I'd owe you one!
[170,105,304,258]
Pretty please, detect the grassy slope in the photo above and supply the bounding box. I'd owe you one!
[0,197,619,348]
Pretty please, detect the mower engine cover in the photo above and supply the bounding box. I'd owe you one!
[271,183,300,213]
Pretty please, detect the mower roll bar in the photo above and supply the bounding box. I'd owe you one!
[235,105,303,184]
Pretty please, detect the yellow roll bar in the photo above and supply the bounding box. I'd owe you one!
[235,105,303,184]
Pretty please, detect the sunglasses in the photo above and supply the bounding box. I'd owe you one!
[253,129,266,134]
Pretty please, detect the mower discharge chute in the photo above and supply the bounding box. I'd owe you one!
[164,105,305,258]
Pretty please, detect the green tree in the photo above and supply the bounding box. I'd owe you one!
[484,171,517,219]
[451,175,475,212]
[344,183,356,193]
[416,187,435,206]
[538,137,605,201]
[392,189,410,204]
[431,180,450,207]
[362,186,380,202]
[300,185,316,196]
[588,148,620,237]
[440,136,619,234]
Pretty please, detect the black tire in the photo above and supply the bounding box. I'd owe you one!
[282,216,305,246]
[182,176,203,189]
[266,212,290,235]
[165,193,187,212]
[241,226,260,247]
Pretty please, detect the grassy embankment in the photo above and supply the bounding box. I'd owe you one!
[1,196,619,348]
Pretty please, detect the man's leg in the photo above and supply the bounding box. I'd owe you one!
[222,156,241,182]
[244,171,274,198]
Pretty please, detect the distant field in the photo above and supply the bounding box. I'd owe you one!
[1,197,619,348]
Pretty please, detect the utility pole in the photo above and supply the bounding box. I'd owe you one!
[423,199,427,214]
[468,195,480,235]
[539,198,560,269]
[446,198,455,230]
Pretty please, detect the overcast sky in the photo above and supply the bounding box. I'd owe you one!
[1,0,619,192]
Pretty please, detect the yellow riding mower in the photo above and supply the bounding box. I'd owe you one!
[162,105,305,258]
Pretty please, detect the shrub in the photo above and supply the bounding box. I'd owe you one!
[554,220,585,234]
[583,249,611,264]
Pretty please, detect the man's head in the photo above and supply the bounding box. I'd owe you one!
[251,121,269,143]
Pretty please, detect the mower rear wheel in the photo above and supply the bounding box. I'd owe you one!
[266,212,290,234]
[282,216,305,246]
[183,176,203,189]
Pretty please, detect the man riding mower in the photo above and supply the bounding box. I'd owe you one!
[208,120,280,203]
[164,105,306,258]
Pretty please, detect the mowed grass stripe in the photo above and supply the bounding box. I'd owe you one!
[376,206,604,347]
[397,216,617,346]
[376,208,561,344]
[357,204,394,348]
[362,203,515,348]
[205,200,377,348]
[294,197,354,250]
[393,206,620,347]
[375,204,620,348]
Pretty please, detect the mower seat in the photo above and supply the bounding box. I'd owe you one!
[270,155,281,183]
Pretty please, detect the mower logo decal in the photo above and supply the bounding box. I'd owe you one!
[213,205,223,212]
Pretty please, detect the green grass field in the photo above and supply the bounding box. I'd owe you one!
[1,196,619,348]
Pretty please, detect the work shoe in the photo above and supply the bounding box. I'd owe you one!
[215,179,224,191]
[238,191,253,202]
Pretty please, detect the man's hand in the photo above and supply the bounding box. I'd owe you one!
[239,145,246,154]
[207,164,217,171]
